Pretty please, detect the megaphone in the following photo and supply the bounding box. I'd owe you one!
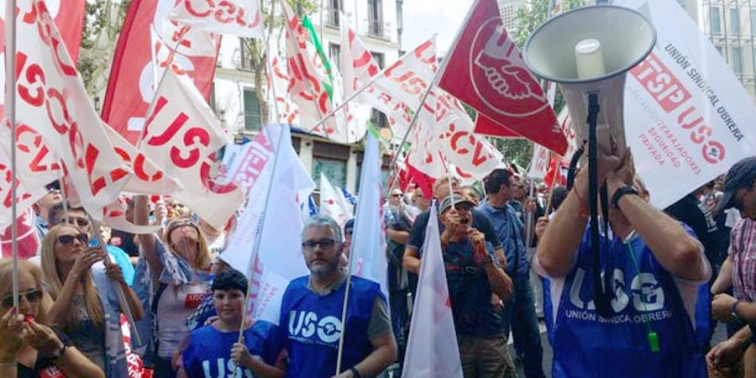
[523,5,656,160]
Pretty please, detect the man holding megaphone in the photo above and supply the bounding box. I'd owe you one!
[533,148,711,378]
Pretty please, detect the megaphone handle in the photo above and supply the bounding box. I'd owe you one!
[586,94,611,317]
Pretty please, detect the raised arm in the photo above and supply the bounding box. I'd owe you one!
[133,195,162,284]
[47,249,102,326]
[606,153,706,282]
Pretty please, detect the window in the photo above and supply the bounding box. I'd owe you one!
[313,157,347,189]
[730,8,740,35]
[716,45,724,58]
[243,88,262,132]
[371,109,388,128]
[327,0,341,27]
[329,43,341,70]
[371,52,385,69]
[732,47,742,74]
[239,39,254,70]
[367,0,384,37]
[751,9,756,35]
[711,7,721,34]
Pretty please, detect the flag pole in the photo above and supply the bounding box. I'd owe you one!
[307,36,438,132]
[236,0,286,343]
[5,0,19,310]
[382,65,444,199]
[88,216,142,346]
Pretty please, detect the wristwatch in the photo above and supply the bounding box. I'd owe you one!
[731,300,742,322]
[611,186,639,209]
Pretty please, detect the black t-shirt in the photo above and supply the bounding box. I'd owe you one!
[407,209,502,255]
[665,194,720,262]
[18,327,72,378]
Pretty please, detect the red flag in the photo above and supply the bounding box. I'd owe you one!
[101,0,220,144]
[1,209,40,259]
[438,0,566,155]
[474,113,522,138]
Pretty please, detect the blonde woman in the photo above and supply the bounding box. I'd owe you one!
[132,196,214,378]
[0,259,104,378]
[40,224,142,378]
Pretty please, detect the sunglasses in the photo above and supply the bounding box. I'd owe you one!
[302,238,338,251]
[57,233,89,245]
[64,217,90,228]
[168,219,197,232]
[391,194,402,197]
[1,289,43,308]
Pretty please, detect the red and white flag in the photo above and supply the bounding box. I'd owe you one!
[0,122,61,192]
[377,38,437,113]
[0,209,40,258]
[167,0,263,39]
[319,173,353,231]
[0,146,47,228]
[140,68,245,230]
[528,143,550,180]
[0,0,85,118]
[101,0,220,144]
[438,0,566,155]
[340,21,413,136]
[104,125,181,195]
[265,54,300,126]
[434,90,503,181]
[280,1,341,139]
[13,0,131,217]
[402,205,463,378]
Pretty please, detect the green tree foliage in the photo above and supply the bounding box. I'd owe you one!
[78,0,131,98]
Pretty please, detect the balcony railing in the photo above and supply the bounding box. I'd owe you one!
[367,19,385,38]
[326,7,340,27]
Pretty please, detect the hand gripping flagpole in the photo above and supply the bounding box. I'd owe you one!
[236,0,287,344]
[5,0,19,310]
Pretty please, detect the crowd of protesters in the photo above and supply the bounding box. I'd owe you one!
[0,153,753,378]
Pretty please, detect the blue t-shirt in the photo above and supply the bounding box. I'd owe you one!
[182,322,279,378]
[444,239,505,337]
[91,239,134,285]
[277,275,384,378]
[545,224,709,378]
[478,200,529,279]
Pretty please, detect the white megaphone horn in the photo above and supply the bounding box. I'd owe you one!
[523,5,656,160]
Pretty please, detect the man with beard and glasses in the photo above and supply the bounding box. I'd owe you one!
[272,215,397,378]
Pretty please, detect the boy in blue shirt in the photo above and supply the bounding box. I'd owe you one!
[179,270,283,378]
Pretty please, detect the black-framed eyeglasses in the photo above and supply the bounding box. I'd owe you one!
[391,194,402,197]
[1,289,43,307]
[57,233,89,246]
[64,217,90,228]
[302,238,338,251]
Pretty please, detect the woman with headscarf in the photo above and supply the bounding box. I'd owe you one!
[0,258,104,377]
[40,224,142,378]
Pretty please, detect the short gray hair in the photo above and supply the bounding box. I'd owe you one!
[302,215,342,243]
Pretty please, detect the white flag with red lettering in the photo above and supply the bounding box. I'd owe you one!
[340,21,413,136]
[434,90,502,181]
[0,145,46,228]
[0,122,61,192]
[265,54,300,126]
[319,173,353,231]
[280,1,342,140]
[375,38,437,113]
[13,0,131,217]
[402,205,463,378]
[140,68,245,229]
[438,0,565,155]
[104,125,181,195]
[528,143,550,180]
[168,0,263,39]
